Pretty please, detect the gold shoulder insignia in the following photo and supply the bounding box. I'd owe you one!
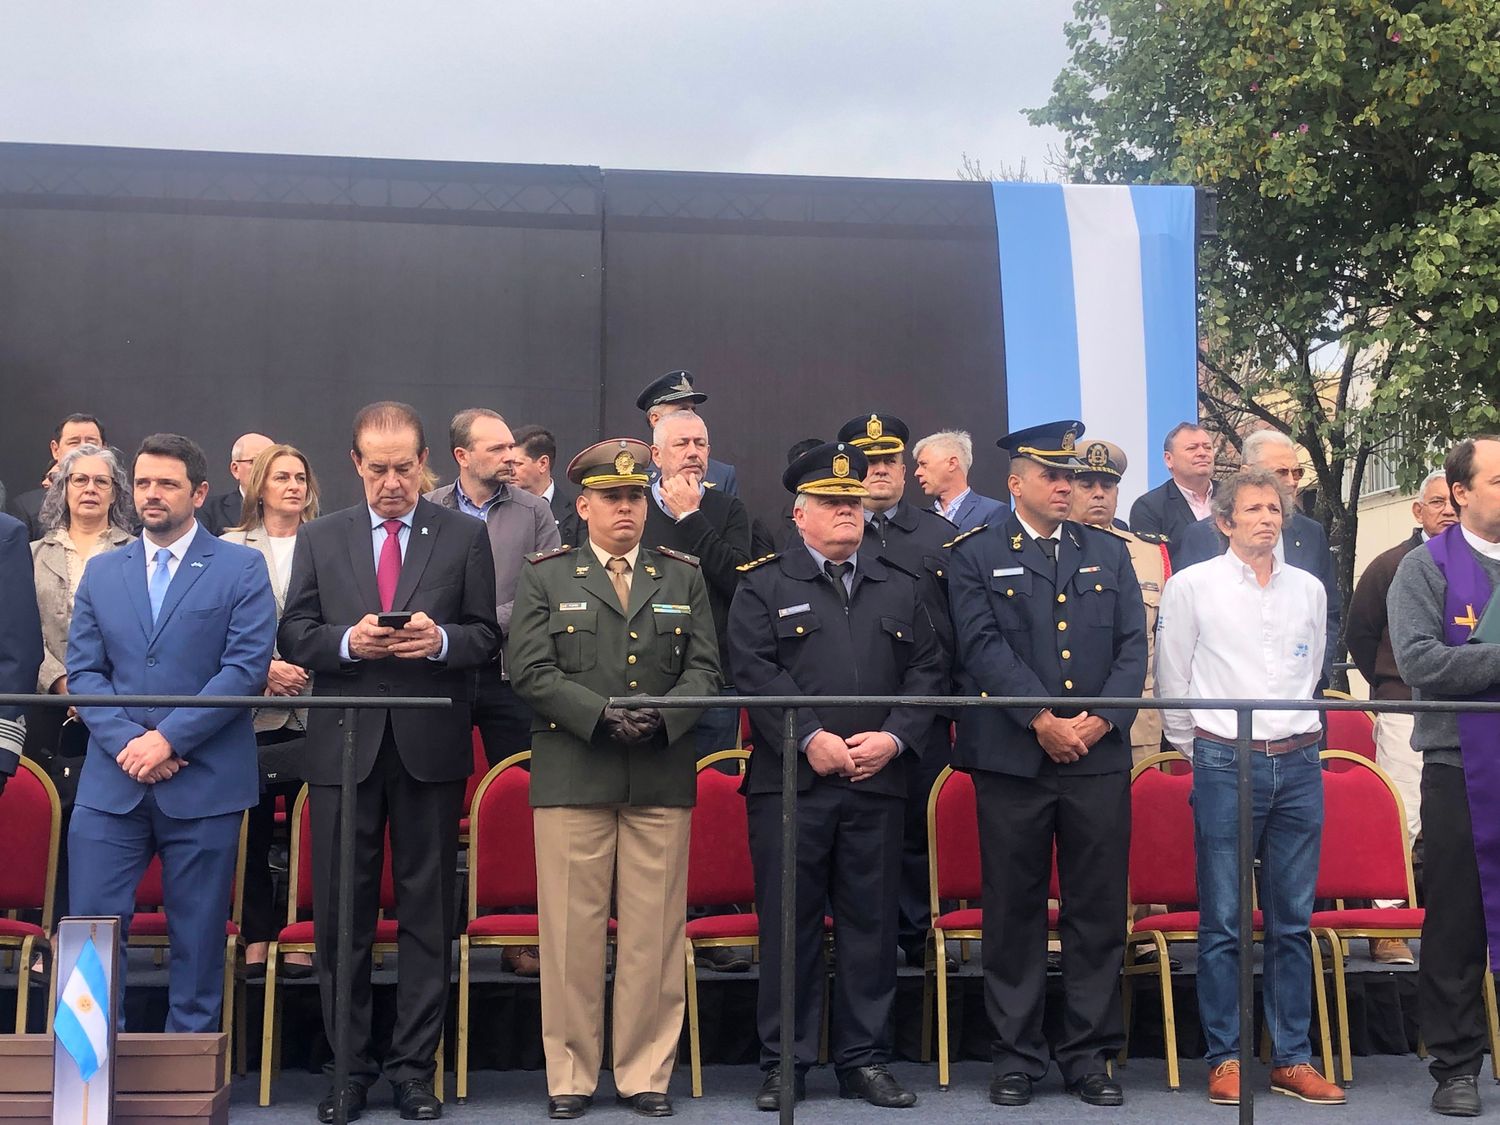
[655,546,701,568]
[736,552,780,572]
[1135,530,1170,545]
[942,524,987,549]
[526,545,573,564]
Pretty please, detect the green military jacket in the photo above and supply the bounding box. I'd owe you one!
[507,543,722,807]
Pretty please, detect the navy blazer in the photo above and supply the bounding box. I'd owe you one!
[66,524,277,819]
[947,513,1147,779]
[945,489,1007,534]
[0,513,43,774]
[1128,478,1208,565]
[1173,511,1341,679]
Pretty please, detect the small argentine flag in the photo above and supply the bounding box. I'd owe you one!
[55,937,110,1083]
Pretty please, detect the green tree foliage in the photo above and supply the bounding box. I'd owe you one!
[1030,0,1500,648]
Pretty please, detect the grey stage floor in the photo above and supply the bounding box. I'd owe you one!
[233,1054,1467,1124]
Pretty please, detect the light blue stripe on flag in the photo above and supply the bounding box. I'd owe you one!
[991,183,1081,425]
[56,936,110,1083]
[1130,185,1199,489]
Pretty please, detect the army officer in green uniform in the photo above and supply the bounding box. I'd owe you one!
[508,438,721,1120]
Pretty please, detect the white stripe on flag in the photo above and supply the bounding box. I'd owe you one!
[1061,186,1152,515]
[56,937,110,1083]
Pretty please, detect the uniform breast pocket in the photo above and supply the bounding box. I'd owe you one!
[1071,571,1118,628]
[548,611,598,673]
[990,570,1033,633]
[880,615,913,673]
[775,611,822,654]
[653,611,692,675]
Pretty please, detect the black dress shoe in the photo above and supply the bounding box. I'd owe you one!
[1432,1076,1482,1117]
[838,1064,917,1108]
[755,1068,806,1111]
[316,1082,367,1123]
[1068,1073,1124,1107]
[392,1078,442,1120]
[548,1094,593,1119]
[989,1073,1033,1107]
[616,1092,673,1117]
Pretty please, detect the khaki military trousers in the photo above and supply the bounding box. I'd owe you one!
[534,804,691,1097]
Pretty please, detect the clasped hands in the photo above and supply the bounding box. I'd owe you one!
[348,612,443,661]
[806,729,900,782]
[600,705,664,744]
[1033,710,1110,765]
[657,470,703,520]
[117,730,183,785]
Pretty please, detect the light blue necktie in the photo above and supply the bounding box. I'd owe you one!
[148,547,173,624]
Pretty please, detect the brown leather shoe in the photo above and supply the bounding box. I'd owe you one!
[1208,1059,1240,1105]
[1370,937,1415,965]
[504,946,541,977]
[1271,1064,1345,1104]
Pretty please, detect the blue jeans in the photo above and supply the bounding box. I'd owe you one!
[1192,737,1323,1067]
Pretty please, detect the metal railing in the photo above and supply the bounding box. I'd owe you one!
[612,692,1500,1125]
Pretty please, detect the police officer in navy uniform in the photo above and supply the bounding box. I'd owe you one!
[728,441,947,1112]
[836,412,958,967]
[946,420,1147,1108]
[635,370,738,495]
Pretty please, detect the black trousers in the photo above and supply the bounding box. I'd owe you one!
[241,775,302,945]
[309,723,466,1086]
[898,721,953,951]
[747,782,903,1071]
[1419,762,1489,1082]
[972,768,1130,1084]
[472,673,533,769]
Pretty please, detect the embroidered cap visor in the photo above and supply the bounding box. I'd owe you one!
[567,438,652,489]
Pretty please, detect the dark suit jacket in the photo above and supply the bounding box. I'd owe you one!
[1174,510,1341,679]
[548,484,577,531]
[0,513,43,775]
[200,490,245,537]
[642,488,754,671]
[946,489,1007,534]
[278,498,501,786]
[728,542,947,798]
[1346,528,1423,700]
[1128,478,1210,565]
[5,489,46,542]
[947,514,1147,779]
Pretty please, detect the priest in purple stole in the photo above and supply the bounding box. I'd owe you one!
[1389,435,1500,1119]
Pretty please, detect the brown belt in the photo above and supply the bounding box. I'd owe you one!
[1194,727,1322,755]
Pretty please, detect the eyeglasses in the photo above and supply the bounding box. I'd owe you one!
[1271,466,1305,482]
[231,458,257,467]
[67,474,114,491]
[1422,498,1455,511]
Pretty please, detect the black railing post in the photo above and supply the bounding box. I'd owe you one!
[779,706,798,1125]
[1236,706,1255,1125]
[334,706,360,1125]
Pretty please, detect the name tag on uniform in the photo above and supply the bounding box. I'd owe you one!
[1140,581,1160,593]
[1079,565,1102,574]
[652,603,692,614]
[558,602,588,611]
[777,603,812,618]
[992,567,1023,578]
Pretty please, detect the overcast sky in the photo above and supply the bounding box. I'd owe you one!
[0,1,1078,181]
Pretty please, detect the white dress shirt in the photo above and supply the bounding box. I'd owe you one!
[144,520,199,584]
[1154,547,1327,753]
[1174,479,1215,522]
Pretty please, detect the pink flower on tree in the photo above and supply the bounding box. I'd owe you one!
[1390,31,1402,42]
[1298,123,1309,134]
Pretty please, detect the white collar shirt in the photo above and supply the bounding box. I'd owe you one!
[144,520,199,584]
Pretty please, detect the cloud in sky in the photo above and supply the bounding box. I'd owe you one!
[0,0,1077,180]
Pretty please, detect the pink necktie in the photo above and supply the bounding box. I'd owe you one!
[377,519,403,611]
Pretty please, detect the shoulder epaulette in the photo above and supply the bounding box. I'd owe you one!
[943,524,987,549]
[736,552,780,572]
[1135,530,1169,545]
[655,546,701,568]
[526,545,573,564]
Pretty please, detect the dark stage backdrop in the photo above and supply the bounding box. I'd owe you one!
[0,143,1006,525]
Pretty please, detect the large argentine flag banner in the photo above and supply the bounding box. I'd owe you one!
[992,183,1198,515]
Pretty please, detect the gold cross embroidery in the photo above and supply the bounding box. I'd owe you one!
[1455,604,1480,632]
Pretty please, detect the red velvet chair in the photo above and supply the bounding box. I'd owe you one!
[0,758,61,1033]
[458,727,490,847]
[1321,691,1378,773]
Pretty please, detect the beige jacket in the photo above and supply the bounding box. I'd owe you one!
[1100,524,1169,752]
[31,527,135,693]
[220,526,309,733]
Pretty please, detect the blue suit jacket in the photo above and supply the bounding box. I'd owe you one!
[0,513,43,775]
[66,523,277,819]
[946,490,1007,534]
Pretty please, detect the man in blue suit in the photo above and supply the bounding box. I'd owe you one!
[0,511,44,796]
[67,433,276,1033]
[912,429,1006,532]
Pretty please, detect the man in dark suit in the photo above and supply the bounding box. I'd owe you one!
[507,424,578,534]
[201,432,274,536]
[1172,429,1340,680]
[7,412,107,540]
[279,402,500,1123]
[0,511,44,796]
[947,420,1147,1108]
[637,370,738,495]
[1127,421,1216,564]
[644,410,754,754]
[729,441,946,1111]
[509,439,720,1120]
[836,412,957,966]
[912,429,1006,532]
[66,433,277,1032]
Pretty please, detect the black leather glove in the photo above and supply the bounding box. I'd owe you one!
[599,706,637,744]
[619,707,663,742]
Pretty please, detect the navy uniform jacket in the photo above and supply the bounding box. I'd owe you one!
[727,542,948,799]
[947,512,1147,779]
[1174,511,1340,680]
[866,499,957,662]
[647,457,738,496]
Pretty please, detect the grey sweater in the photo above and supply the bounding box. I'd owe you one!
[1388,542,1500,767]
